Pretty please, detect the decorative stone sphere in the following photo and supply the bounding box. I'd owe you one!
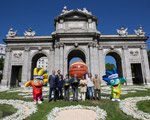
[69,61,88,78]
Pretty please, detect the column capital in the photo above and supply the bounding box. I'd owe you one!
[93,39,98,47]
[122,45,128,50]
[141,44,147,49]
[59,42,64,47]
[54,42,60,48]
[98,45,103,50]
[88,42,93,47]
[49,46,54,51]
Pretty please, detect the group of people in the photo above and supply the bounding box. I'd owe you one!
[48,70,101,102]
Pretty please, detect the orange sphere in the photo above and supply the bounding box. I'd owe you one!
[69,61,88,78]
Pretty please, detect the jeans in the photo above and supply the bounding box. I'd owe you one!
[49,87,56,101]
[87,86,94,99]
[64,86,70,100]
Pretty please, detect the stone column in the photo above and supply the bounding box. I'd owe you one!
[98,46,106,85]
[141,45,150,84]
[93,40,99,76]
[1,47,11,87]
[89,42,94,74]
[59,42,64,75]
[63,45,67,77]
[86,45,90,72]
[122,45,132,85]
[48,47,54,75]
[21,47,30,87]
[54,43,60,71]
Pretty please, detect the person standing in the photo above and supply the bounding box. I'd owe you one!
[80,75,87,101]
[86,73,94,100]
[84,70,89,99]
[71,74,79,102]
[64,74,70,101]
[56,75,64,100]
[48,70,57,102]
[93,74,101,101]
[56,70,63,100]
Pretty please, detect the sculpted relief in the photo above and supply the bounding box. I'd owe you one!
[12,51,24,60]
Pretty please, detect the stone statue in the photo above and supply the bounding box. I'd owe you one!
[116,26,128,36]
[62,6,68,13]
[24,28,35,37]
[6,28,17,38]
[134,25,145,36]
[61,6,73,15]
[77,8,92,15]
[83,8,88,13]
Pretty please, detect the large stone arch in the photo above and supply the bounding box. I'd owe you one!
[30,51,48,79]
[30,50,49,62]
[104,49,123,78]
[65,47,87,59]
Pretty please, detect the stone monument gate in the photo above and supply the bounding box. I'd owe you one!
[1,7,150,87]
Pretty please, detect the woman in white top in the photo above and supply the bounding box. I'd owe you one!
[80,75,87,101]
[86,73,94,100]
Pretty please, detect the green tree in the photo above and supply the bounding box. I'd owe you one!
[105,63,116,72]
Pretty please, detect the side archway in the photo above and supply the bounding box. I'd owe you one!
[105,51,123,78]
[30,53,47,79]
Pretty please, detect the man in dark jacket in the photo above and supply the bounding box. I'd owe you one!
[56,70,63,99]
[70,74,79,102]
[48,70,57,102]
[56,75,64,100]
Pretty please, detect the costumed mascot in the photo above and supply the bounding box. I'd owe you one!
[25,68,48,104]
[103,68,126,101]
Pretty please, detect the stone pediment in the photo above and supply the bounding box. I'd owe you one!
[65,13,87,19]
[54,10,97,24]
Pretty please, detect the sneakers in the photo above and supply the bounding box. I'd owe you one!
[33,100,36,104]
[111,98,121,101]
[38,99,42,104]
[33,99,42,104]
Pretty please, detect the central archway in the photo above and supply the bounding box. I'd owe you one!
[67,50,86,77]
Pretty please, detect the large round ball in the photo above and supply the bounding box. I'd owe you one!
[69,61,88,78]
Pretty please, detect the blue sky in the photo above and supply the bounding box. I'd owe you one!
[0,0,149,65]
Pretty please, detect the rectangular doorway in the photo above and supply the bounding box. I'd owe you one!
[131,63,143,84]
[10,66,22,87]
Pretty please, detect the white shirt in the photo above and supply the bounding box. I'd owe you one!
[86,77,94,87]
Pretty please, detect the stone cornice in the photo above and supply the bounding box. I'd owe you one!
[99,35,149,41]
[3,36,53,44]
[52,32,100,38]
